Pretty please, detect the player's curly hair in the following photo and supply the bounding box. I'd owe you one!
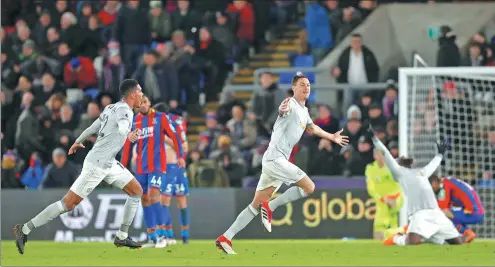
[398,156,414,168]
[291,72,308,85]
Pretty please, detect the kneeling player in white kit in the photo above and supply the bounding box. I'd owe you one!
[14,79,145,254]
[369,127,465,245]
[216,74,349,254]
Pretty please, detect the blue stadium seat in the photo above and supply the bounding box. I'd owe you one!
[293,55,313,67]
[151,42,160,50]
[85,88,100,100]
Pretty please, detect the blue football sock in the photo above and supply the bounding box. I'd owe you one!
[143,205,157,242]
[180,207,190,238]
[162,204,174,238]
[457,224,467,234]
[151,202,166,237]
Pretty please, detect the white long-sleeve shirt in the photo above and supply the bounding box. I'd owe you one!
[372,137,443,217]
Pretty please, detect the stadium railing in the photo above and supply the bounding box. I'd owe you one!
[223,67,390,116]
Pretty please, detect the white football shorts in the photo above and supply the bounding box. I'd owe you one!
[70,160,134,198]
[256,157,307,193]
[407,209,460,244]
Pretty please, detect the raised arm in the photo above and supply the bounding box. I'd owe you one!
[420,138,450,178]
[371,136,402,177]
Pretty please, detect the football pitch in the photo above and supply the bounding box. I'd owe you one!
[1,240,493,266]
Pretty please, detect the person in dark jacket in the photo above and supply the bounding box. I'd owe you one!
[313,104,340,145]
[305,1,333,64]
[114,0,152,75]
[60,12,87,57]
[332,33,379,84]
[41,147,80,188]
[132,50,179,106]
[171,0,202,41]
[436,25,460,67]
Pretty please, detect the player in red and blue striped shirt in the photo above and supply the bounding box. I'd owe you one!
[153,103,190,244]
[429,175,484,243]
[120,96,185,247]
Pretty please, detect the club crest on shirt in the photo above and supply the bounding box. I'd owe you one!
[437,188,446,200]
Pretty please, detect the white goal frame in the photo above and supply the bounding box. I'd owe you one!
[398,67,495,227]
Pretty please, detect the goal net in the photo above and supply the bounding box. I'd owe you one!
[398,67,495,238]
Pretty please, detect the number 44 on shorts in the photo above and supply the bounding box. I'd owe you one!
[151,176,162,187]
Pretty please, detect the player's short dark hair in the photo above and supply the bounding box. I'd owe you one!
[153,102,170,113]
[398,156,414,168]
[429,174,441,183]
[291,73,308,85]
[119,79,139,98]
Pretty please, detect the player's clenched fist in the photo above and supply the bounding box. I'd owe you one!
[127,129,139,143]
[279,97,290,116]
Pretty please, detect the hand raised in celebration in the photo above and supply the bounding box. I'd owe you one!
[68,142,85,155]
[279,97,291,116]
[330,129,349,147]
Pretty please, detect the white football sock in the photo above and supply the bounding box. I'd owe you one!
[224,205,258,240]
[268,186,307,211]
[116,195,141,240]
[23,200,68,235]
[393,234,407,246]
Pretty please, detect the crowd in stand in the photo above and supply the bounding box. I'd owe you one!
[2,0,494,189]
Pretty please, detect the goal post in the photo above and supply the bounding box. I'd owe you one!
[398,67,495,238]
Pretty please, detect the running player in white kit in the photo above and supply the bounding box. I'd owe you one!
[368,127,464,245]
[216,74,349,254]
[14,79,145,254]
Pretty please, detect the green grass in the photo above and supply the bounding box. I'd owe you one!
[2,240,494,266]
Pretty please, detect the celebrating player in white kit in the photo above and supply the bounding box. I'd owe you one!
[14,79,145,254]
[369,127,465,245]
[216,74,349,254]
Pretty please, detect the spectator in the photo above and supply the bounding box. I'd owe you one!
[332,7,363,45]
[32,72,65,106]
[187,149,230,188]
[313,104,340,144]
[20,152,45,189]
[471,32,489,61]
[12,75,34,110]
[323,0,339,42]
[249,72,285,136]
[53,104,79,134]
[97,92,114,109]
[33,10,53,46]
[388,141,399,158]
[39,115,57,159]
[60,12,86,57]
[386,119,398,143]
[436,25,460,67]
[210,11,236,60]
[197,112,223,157]
[357,136,374,166]
[215,91,245,125]
[64,57,97,90]
[226,104,257,151]
[15,92,47,162]
[463,43,485,67]
[485,46,495,66]
[20,44,62,82]
[149,1,173,42]
[78,2,94,29]
[332,33,379,85]
[133,50,179,106]
[209,135,246,187]
[305,1,333,64]
[2,58,22,90]
[366,103,387,129]
[357,0,376,20]
[358,92,372,122]
[382,83,398,119]
[2,28,15,61]
[171,0,201,41]
[227,0,255,61]
[99,48,126,101]
[343,117,365,150]
[97,0,121,26]
[41,147,80,188]
[85,15,105,59]
[11,24,31,56]
[309,138,342,175]
[195,27,227,102]
[55,42,72,71]
[45,93,66,122]
[51,0,70,28]
[44,27,61,58]
[346,104,362,121]
[18,40,38,63]
[114,0,152,76]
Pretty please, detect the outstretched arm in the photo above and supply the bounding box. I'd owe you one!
[161,114,183,159]
[421,138,450,178]
[371,136,402,177]
[306,124,349,147]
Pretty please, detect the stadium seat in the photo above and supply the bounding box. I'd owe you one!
[293,55,313,67]
[85,88,100,100]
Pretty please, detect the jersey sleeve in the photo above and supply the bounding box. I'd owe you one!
[437,180,452,210]
[371,137,403,178]
[161,113,183,158]
[306,109,313,126]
